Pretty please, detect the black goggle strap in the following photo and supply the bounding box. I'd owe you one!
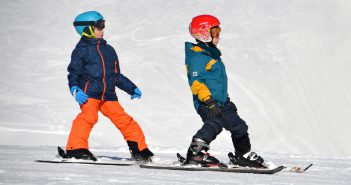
[73,19,105,29]
[73,21,95,26]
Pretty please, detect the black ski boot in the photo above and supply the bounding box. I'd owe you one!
[65,148,97,161]
[127,141,154,163]
[185,138,219,167]
[131,148,154,162]
[229,151,265,168]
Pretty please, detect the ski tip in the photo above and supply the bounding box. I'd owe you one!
[288,164,313,173]
[303,163,313,172]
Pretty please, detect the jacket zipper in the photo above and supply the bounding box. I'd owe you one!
[114,61,118,73]
[97,40,107,101]
[114,61,118,83]
[84,80,90,93]
[221,60,226,103]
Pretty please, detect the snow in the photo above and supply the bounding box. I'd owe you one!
[1,146,351,185]
[1,0,351,184]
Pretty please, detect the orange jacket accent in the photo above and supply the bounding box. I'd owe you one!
[96,40,107,100]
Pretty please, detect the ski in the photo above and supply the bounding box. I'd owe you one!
[35,146,135,166]
[140,153,284,174]
[35,159,135,166]
[140,163,284,174]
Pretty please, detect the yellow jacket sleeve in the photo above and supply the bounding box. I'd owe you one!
[191,80,211,102]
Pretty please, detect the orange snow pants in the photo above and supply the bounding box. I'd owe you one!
[66,98,148,151]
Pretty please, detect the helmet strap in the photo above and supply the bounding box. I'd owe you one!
[196,39,215,48]
[195,39,202,43]
[207,41,217,48]
[82,26,96,38]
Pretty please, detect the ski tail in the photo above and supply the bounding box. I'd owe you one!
[228,152,236,164]
[177,153,186,164]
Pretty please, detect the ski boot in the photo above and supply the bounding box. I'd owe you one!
[185,138,220,167]
[229,151,265,168]
[65,148,97,161]
[127,141,154,163]
[130,148,154,163]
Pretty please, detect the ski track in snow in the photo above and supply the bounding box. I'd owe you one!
[0,146,351,185]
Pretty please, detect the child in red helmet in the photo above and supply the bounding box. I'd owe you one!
[184,14,265,168]
[64,11,153,162]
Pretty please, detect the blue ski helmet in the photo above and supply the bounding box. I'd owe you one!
[73,11,105,37]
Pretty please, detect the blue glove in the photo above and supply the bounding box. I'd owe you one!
[70,86,88,105]
[131,88,142,100]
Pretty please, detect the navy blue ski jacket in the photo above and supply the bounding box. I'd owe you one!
[67,37,137,101]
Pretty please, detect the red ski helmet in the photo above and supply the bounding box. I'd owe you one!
[189,15,220,42]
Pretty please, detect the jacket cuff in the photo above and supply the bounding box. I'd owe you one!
[128,85,137,95]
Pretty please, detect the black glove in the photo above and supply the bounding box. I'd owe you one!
[204,98,222,118]
[227,101,237,111]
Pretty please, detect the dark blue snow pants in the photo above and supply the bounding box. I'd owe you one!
[193,99,251,154]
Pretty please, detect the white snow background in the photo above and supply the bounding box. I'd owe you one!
[0,0,350,184]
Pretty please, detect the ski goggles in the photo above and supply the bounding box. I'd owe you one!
[73,19,105,29]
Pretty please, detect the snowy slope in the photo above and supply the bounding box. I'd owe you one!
[0,0,351,161]
[1,146,351,185]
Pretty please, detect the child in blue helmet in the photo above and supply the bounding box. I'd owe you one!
[65,11,153,162]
